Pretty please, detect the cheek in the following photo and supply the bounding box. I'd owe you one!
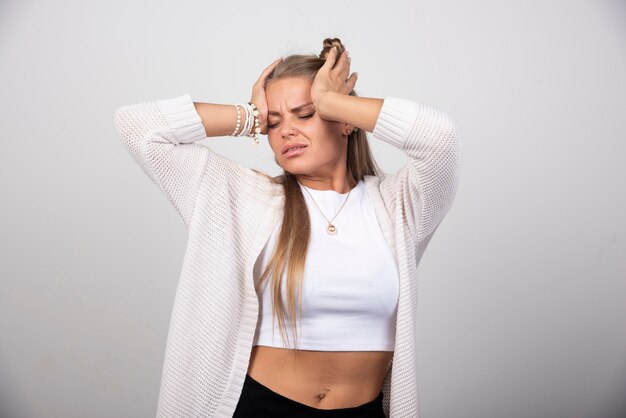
[266,130,276,143]
[316,120,340,138]
[268,134,280,154]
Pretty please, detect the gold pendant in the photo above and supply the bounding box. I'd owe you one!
[327,223,336,235]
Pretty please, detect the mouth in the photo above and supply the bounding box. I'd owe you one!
[282,144,308,158]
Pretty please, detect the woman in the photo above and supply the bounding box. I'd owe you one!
[113,37,462,418]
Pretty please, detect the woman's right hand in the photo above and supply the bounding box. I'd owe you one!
[250,57,283,135]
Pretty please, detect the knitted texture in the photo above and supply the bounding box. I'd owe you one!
[113,94,462,417]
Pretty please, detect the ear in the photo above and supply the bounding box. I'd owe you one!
[342,122,357,136]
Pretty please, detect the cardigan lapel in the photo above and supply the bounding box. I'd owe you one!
[364,175,397,257]
[244,188,285,304]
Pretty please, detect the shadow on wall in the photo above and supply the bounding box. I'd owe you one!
[603,380,626,418]
[0,356,32,418]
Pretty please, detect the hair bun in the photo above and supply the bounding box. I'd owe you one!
[320,37,345,60]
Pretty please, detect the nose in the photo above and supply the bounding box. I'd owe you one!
[280,119,297,138]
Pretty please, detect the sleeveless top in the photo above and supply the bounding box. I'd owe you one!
[252,179,400,351]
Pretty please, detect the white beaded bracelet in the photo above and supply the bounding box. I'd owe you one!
[229,104,242,136]
[229,102,260,146]
[247,102,260,146]
[240,103,252,137]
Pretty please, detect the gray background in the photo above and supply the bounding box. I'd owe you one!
[1,0,624,417]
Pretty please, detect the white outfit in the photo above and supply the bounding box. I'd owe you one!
[252,179,400,351]
[113,93,462,417]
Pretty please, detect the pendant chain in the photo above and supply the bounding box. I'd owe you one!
[301,184,352,235]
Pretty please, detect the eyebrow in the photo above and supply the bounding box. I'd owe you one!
[268,102,314,116]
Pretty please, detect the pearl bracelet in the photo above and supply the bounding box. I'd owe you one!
[229,104,243,136]
[228,102,260,146]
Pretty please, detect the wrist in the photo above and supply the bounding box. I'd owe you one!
[314,91,341,121]
[316,94,385,133]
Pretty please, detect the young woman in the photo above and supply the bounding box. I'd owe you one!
[113,37,462,418]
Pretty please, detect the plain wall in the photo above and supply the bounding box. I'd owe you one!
[0,0,624,417]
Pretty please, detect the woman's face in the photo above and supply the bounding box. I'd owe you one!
[265,77,347,177]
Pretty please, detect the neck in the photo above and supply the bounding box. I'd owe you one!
[295,174,357,194]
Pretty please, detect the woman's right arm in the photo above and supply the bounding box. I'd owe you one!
[113,94,262,229]
[193,56,283,137]
[192,102,242,137]
[113,60,282,228]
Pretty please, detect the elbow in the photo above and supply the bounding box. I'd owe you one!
[112,104,152,149]
[435,115,462,201]
[415,105,462,161]
[422,110,461,182]
[446,118,462,205]
[441,113,462,172]
[439,111,462,154]
[113,106,132,138]
[447,118,463,188]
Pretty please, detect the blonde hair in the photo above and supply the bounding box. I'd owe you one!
[256,37,382,356]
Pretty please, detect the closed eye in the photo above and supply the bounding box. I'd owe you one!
[268,113,314,129]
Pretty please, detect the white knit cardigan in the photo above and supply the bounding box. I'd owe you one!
[113,93,462,418]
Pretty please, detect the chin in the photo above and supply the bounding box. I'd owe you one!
[282,165,307,175]
[279,158,309,173]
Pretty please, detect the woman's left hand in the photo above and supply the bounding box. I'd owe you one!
[311,47,358,120]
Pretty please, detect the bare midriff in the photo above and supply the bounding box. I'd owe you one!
[247,345,394,410]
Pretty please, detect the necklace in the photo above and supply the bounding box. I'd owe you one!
[301,183,352,235]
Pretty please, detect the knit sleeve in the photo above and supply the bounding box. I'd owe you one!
[113,94,260,228]
[372,97,462,242]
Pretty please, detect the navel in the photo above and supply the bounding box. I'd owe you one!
[316,387,331,400]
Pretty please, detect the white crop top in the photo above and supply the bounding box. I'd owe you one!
[252,179,400,351]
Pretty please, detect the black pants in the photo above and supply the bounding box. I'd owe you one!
[233,373,386,418]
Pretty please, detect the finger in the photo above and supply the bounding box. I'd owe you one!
[345,54,352,76]
[333,49,351,75]
[345,72,358,92]
[255,57,283,83]
[263,57,283,74]
[324,46,339,70]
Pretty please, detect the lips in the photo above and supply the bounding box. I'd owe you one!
[282,143,308,155]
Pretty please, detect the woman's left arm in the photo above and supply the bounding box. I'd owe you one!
[319,93,462,242]
[371,97,462,242]
[314,91,384,133]
[312,47,462,242]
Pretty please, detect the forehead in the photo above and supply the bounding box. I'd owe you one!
[266,78,312,110]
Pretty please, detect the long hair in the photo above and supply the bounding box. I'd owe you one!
[256,37,382,356]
